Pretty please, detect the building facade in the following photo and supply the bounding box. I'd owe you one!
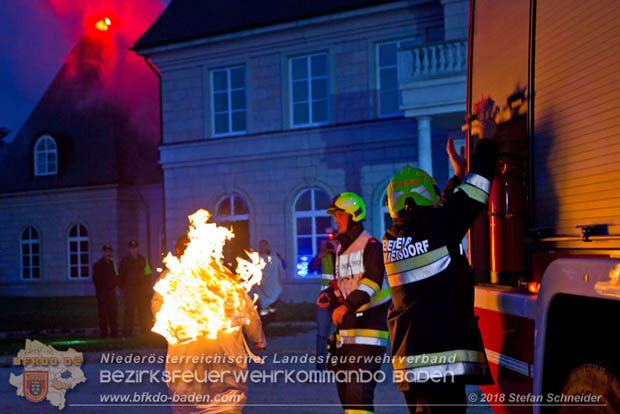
[134,0,468,301]
[0,35,163,296]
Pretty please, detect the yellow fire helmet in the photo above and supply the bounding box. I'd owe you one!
[387,166,440,218]
[327,192,366,222]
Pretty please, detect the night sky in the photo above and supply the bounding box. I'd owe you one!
[0,0,169,143]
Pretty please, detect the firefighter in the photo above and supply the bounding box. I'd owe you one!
[318,192,391,414]
[92,245,119,338]
[310,235,337,370]
[384,99,498,413]
[119,240,153,336]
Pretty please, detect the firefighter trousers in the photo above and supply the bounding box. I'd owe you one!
[335,345,384,414]
[402,381,466,414]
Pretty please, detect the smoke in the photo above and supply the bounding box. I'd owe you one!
[42,0,166,139]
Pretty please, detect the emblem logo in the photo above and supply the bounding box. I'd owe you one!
[24,371,48,403]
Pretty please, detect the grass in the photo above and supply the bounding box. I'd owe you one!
[0,324,314,357]
[273,301,315,322]
[0,296,315,357]
[0,297,315,333]
[0,296,102,332]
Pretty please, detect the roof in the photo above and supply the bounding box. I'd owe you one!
[0,36,161,194]
[134,0,405,51]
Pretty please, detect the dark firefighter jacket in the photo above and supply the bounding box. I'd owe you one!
[324,222,391,349]
[93,257,118,293]
[384,138,497,387]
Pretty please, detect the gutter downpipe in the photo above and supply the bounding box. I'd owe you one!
[144,56,166,261]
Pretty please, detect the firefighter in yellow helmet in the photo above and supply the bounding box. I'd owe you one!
[317,191,391,414]
[384,99,499,413]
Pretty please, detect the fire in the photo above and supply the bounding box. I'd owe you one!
[95,17,112,32]
[152,209,265,345]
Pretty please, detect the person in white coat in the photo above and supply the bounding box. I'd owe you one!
[253,240,283,323]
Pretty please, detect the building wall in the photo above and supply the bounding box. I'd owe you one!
[152,3,444,143]
[160,119,455,302]
[0,184,163,296]
[0,186,118,296]
[149,1,464,302]
[441,0,469,41]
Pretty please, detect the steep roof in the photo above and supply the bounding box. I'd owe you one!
[0,35,161,193]
[134,0,404,51]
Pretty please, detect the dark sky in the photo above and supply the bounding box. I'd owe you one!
[0,0,168,143]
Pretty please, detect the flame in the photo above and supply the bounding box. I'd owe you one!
[609,263,620,285]
[152,209,265,345]
[95,17,112,32]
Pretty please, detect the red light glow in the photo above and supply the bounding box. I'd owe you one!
[95,17,112,31]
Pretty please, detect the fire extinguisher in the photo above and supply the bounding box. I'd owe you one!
[489,156,526,285]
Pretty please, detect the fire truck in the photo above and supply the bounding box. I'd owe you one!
[465,1,620,413]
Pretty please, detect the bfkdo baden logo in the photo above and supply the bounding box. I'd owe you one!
[9,339,86,410]
[24,371,49,403]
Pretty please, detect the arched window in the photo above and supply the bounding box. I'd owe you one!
[68,224,89,279]
[214,193,250,269]
[294,188,332,278]
[34,135,58,176]
[380,189,393,237]
[20,226,40,280]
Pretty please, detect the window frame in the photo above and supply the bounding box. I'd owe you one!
[214,193,250,223]
[20,226,41,281]
[376,37,421,118]
[293,188,333,279]
[33,135,58,176]
[379,189,393,238]
[288,52,330,128]
[210,65,248,137]
[67,223,90,280]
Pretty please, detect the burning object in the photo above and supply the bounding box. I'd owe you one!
[152,209,264,345]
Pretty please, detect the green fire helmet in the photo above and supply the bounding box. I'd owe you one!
[327,192,366,222]
[387,166,440,218]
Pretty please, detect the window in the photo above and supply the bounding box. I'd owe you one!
[34,135,58,176]
[214,194,250,269]
[380,190,393,238]
[377,37,420,117]
[448,139,466,178]
[211,66,247,136]
[294,188,332,278]
[20,226,40,280]
[68,224,89,279]
[290,53,329,127]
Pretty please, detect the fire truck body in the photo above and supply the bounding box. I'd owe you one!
[467,1,620,413]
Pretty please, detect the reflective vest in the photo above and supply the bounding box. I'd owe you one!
[335,231,391,348]
[320,253,334,291]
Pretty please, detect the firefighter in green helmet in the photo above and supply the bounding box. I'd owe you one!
[317,191,391,414]
[384,99,499,413]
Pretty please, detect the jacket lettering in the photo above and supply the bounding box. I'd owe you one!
[383,238,429,263]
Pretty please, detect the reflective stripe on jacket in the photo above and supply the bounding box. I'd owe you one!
[336,231,390,312]
[339,328,389,347]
